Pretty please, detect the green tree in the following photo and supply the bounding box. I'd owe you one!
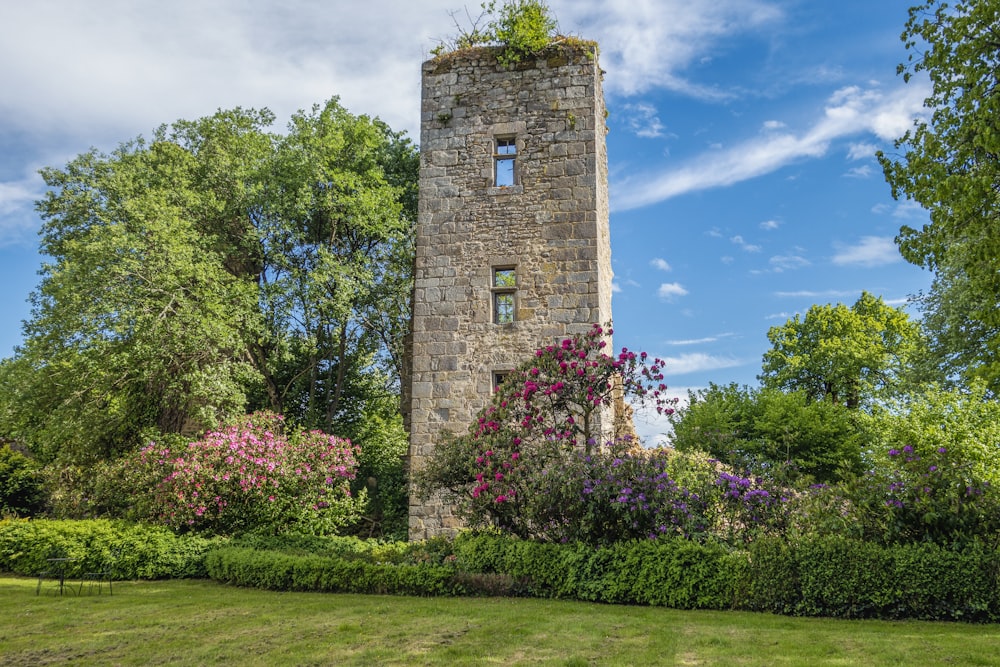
[759,292,923,408]
[18,118,268,462]
[249,100,417,431]
[669,383,862,483]
[878,0,1000,393]
[3,100,417,464]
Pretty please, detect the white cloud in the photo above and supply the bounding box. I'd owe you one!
[774,289,856,298]
[762,120,786,131]
[0,179,38,217]
[622,103,668,138]
[612,82,931,210]
[730,235,762,253]
[844,165,873,178]
[847,142,877,160]
[0,174,45,244]
[563,0,785,98]
[765,311,791,320]
[759,219,780,231]
[832,236,901,267]
[611,281,622,293]
[650,257,672,271]
[769,254,810,272]
[658,352,742,376]
[657,282,689,300]
[665,333,735,345]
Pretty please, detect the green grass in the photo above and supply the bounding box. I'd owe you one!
[3,577,999,666]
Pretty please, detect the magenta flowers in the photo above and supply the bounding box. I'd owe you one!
[138,412,362,535]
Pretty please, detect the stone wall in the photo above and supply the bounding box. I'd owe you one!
[408,43,612,540]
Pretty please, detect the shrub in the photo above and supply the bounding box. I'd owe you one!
[135,412,365,535]
[0,518,219,579]
[417,324,675,540]
[205,546,458,596]
[669,383,863,483]
[453,532,738,608]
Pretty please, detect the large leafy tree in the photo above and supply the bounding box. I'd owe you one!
[4,99,417,463]
[669,383,863,483]
[759,292,923,408]
[878,0,1000,392]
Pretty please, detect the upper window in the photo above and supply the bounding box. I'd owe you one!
[492,267,516,324]
[494,138,516,187]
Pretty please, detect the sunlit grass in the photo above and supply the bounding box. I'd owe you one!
[2,576,998,666]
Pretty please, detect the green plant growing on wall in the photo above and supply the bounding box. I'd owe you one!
[432,0,560,67]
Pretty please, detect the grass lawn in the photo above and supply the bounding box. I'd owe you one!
[2,576,999,666]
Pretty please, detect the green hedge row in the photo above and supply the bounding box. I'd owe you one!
[452,533,1000,622]
[205,547,458,595]
[743,535,1000,621]
[0,519,220,579]
[9,519,995,622]
[452,532,742,607]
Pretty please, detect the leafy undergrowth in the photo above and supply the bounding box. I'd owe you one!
[2,577,998,666]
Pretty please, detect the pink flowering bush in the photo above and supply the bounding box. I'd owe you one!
[419,324,677,538]
[136,412,364,535]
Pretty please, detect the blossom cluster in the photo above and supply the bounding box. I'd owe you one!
[138,412,362,534]
[871,443,996,543]
[462,324,677,518]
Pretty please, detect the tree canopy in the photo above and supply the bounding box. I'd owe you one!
[758,292,923,408]
[878,0,1000,393]
[2,99,417,463]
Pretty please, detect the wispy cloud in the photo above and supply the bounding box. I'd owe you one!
[844,165,873,178]
[658,352,742,376]
[621,102,668,138]
[768,254,810,272]
[658,282,689,300]
[774,289,856,298]
[665,333,735,346]
[0,176,44,244]
[566,0,785,98]
[847,142,877,160]
[612,83,929,210]
[759,219,780,231]
[832,236,901,267]
[650,257,672,271]
[730,235,762,253]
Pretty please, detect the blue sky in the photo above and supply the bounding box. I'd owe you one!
[0,1,931,441]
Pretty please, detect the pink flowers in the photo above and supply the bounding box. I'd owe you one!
[451,322,673,519]
[141,411,361,534]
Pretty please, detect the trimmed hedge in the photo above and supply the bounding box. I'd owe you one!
[743,535,1000,621]
[451,532,1000,620]
[205,547,458,596]
[452,532,743,608]
[0,519,220,579]
[11,519,993,622]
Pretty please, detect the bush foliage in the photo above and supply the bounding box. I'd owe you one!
[0,518,219,579]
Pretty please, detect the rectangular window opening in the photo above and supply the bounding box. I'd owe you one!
[492,267,516,324]
[494,137,516,187]
[493,372,510,393]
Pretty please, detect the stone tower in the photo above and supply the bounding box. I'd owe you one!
[407,42,612,540]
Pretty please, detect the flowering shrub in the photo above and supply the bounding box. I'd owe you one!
[419,324,676,538]
[713,470,790,544]
[137,412,364,535]
[852,444,1000,546]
